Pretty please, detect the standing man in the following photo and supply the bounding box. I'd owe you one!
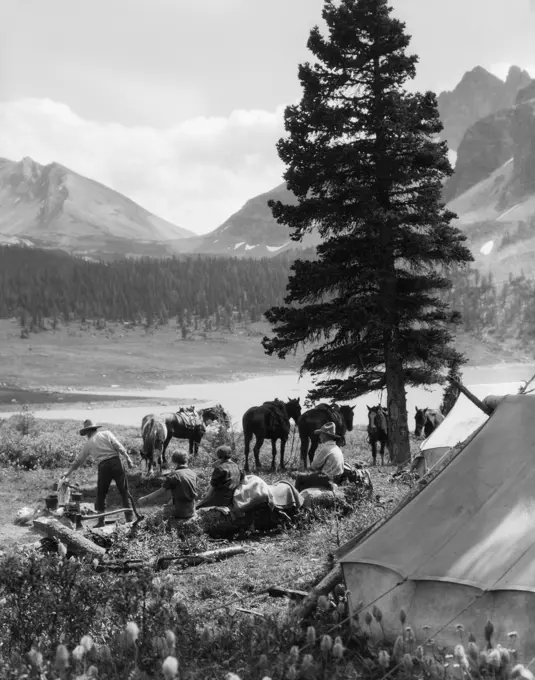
[63,419,135,527]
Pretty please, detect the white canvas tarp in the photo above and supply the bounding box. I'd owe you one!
[341,393,535,658]
[413,381,522,477]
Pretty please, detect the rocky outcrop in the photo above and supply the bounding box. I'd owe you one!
[438,65,532,151]
[443,109,515,202]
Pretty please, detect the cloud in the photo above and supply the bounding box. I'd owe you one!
[0,98,288,234]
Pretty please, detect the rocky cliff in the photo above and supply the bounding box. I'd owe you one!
[437,65,532,151]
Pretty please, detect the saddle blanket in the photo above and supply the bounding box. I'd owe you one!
[176,407,203,429]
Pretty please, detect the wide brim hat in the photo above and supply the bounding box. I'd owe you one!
[79,419,103,436]
[314,422,342,440]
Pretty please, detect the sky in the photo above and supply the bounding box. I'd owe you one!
[1,0,535,235]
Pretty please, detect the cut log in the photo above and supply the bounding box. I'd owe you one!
[33,518,106,558]
[154,545,246,570]
[267,586,309,601]
[294,563,343,620]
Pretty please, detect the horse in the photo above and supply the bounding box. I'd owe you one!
[298,402,356,468]
[159,407,207,466]
[140,413,168,475]
[367,405,389,466]
[414,407,445,438]
[200,404,232,429]
[242,397,302,472]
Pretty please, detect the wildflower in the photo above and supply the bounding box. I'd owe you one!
[415,645,424,660]
[287,665,297,680]
[320,635,333,655]
[337,602,345,615]
[81,635,94,653]
[333,637,344,660]
[372,605,383,623]
[512,664,535,680]
[289,646,299,664]
[225,674,241,680]
[98,645,112,663]
[301,654,314,670]
[335,583,346,597]
[165,630,176,653]
[508,631,519,642]
[405,626,415,644]
[484,620,494,645]
[28,647,43,669]
[72,645,86,663]
[332,610,340,624]
[454,645,466,663]
[364,611,373,628]
[162,656,179,680]
[87,665,99,677]
[479,650,489,666]
[468,632,476,643]
[318,595,330,611]
[378,650,390,668]
[468,642,479,661]
[200,627,213,645]
[487,649,501,669]
[498,645,511,665]
[392,636,404,661]
[399,608,407,625]
[126,621,140,645]
[306,626,316,646]
[55,645,69,671]
[402,654,414,671]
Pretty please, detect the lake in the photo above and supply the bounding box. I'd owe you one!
[1,363,532,429]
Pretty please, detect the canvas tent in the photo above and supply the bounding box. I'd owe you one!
[341,394,535,658]
[412,381,522,477]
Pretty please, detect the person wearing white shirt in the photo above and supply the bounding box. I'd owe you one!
[295,422,345,492]
[63,419,134,527]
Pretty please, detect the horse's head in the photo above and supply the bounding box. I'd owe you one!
[414,406,428,437]
[340,404,356,431]
[286,397,302,423]
[367,405,388,435]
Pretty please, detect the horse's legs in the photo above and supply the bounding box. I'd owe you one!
[380,440,385,466]
[371,438,377,466]
[244,433,252,472]
[161,434,172,471]
[308,436,320,466]
[279,437,287,470]
[253,435,264,469]
[271,438,278,471]
[300,436,309,470]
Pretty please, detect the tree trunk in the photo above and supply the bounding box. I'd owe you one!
[384,334,410,465]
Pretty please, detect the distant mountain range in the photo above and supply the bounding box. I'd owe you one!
[0,157,194,259]
[2,64,535,279]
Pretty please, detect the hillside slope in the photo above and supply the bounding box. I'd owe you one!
[0,157,194,258]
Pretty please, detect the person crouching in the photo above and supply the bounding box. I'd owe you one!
[138,450,198,520]
[295,422,345,492]
[196,445,244,509]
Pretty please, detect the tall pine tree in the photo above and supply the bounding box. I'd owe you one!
[262,0,474,464]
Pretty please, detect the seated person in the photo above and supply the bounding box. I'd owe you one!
[196,445,244,509]
[295,422,345,493]
[138,450,198,520]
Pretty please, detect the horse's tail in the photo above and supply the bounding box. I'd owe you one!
[143,417,166,459]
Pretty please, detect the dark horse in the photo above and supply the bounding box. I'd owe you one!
[414,407,444,438]
[158,407,207,466]
[242,398,302,471]
[298,402,355,468]
[140,413,167,475]
[200,404,232,429]
[367,405,389,466]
